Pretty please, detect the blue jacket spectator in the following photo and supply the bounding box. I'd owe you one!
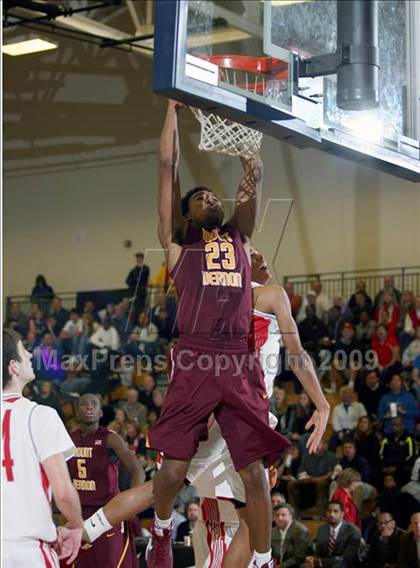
[378,374,418,434]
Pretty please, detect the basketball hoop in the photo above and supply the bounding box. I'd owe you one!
[190,54,289,159]
[190,107,263,160]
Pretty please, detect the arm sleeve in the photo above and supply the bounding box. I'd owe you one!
[332,407,341,432]
[29,405,75,464]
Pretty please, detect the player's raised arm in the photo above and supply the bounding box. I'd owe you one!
[157,100,183,270]
[107,431,145,488]
[256,284,330,453]
[228,154,263,239]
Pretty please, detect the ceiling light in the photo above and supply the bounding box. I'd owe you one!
[2,39,58,56]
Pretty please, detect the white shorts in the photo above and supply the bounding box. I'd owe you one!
[193,518,239,568]
[3,539,59,568]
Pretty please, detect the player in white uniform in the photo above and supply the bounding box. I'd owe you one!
[2,329,84,567]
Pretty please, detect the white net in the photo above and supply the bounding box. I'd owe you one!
[190,107,263,160]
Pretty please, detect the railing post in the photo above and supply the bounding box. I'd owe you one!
[341,272,345,297]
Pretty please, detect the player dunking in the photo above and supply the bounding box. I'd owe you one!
[2,329,83,567]
[67,394,143,567]
[146,99,289,568]
[189,246,330,567]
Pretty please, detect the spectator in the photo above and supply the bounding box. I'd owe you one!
[131,312,159,356]
[378,473,419,530]
[355,310,376,352]
[45,315,60,340]
[401,457,420,503]
[397,512,420,567]
[339,439,371,484]
[118,388,148,428]
[310,279,332,321]
[412,354,420,402]
[82,300,100,322]
[329,387,367,451]
[378,374,418,434]
[7,301,28,332]
[337,439,376,506]
[368,511,405,568]
[290,391,315,443]
[60,360,91,395]
[272,503,314,567]
[276,447,301,499]
[328,323,361,391]
[137,373,156,410]
[354,416,381,482]
[271,492,286,516]
[325,301,347,342]
[374,276,402,309]
[79,312,99,356]
[271,387,295,437]
[284,282,303,320]
[98,302,116,324]
[27,304,48,342]
[33,333,65,382]
[380,417,415,478]
[176,500,200,542]
[49,296,70,333]
[397,290,416,349]
[89,317,120,354]
[288,439,336,518]
[151,306,173,342]
[330,468,362,529]
[126,421,146,454]
[150,388,164,416]
[125,252,150,314]
[348,279,373,313]
[34,380,64,420]
[111,302,131,341]
[114,408,129,428]
[298,303,329,358]
[350,291,373,326]
[305,500,361,568]
[150,293,177,328]
[23,331,38,353]
[375,290,400,336]
[356,369,387,417]
[402,325,420,367]
[31,274,55,306]
[60,309,83,355]
[371,324,401,383]
[400,294,420,354]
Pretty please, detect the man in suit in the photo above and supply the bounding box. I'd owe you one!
[398,511,420,567]
[305,501,361,568]
[272,503,313,567]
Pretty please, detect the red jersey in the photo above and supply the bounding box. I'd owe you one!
[171,224,251,352]
[371,334,399,367]
[68,426,119,508]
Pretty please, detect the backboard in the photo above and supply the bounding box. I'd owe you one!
[153,0,420,181]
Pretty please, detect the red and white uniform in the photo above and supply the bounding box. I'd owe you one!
[187,282,282,567]
[2,393,75,568]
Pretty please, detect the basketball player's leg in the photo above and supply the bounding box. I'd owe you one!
[224,510,253,568]
[153,456,191,520]
[83,481,154,543]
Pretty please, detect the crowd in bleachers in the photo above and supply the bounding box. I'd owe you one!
[4,267,420,566]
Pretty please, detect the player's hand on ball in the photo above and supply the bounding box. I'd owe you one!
[56,526,83,564]
[304,407,330,454]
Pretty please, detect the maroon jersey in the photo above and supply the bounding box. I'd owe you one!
[68,426,119,508]
[171,223,251,351]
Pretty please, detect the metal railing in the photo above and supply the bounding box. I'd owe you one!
[5,286,170,319]
[284,266,420,299]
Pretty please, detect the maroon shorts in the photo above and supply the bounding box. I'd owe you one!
[74,517,137,568]
[149,344,290,471]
